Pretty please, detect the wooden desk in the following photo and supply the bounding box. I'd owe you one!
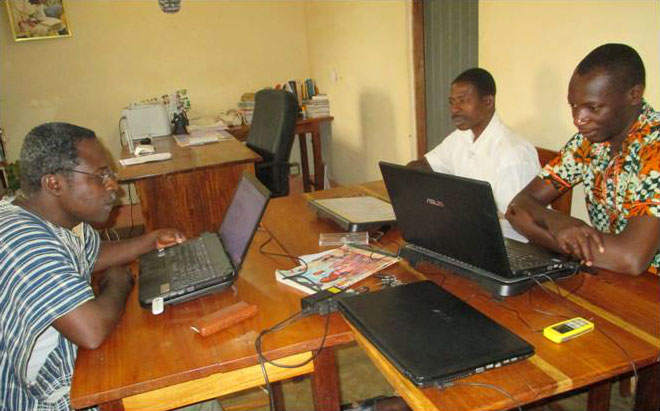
[71,181,658,410]
[70,229,354,410]
[116,137,261,238]
[228,116,333,193]
[266,181,660,411]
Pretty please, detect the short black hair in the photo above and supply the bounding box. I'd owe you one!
[19,122,97,195]
[575,43,645,91]
[452,68,496,97]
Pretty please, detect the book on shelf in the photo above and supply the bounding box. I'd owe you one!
[303,94,331,118]
[305,78,316,99]
[237,100,255,125]
[275,245,400,294]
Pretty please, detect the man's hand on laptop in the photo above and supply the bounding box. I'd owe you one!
[152,228,186,251]
[544,214,604,266]
[507,201,604,265]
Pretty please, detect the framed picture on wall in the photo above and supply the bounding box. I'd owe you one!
[5,0,72,42]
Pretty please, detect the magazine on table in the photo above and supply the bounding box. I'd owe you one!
[275,245,400,294]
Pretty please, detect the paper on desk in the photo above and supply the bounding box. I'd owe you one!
[187,118,227,130]
[173,129,233,147]
[189,129,232,140]
[500,219,528,243]
[275,245,400,294]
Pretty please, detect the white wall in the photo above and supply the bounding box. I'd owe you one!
[0,1,310,163]
[304,1,415,185]
[479,0,660,218]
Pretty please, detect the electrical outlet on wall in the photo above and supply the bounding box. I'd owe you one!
[330,69,340,82]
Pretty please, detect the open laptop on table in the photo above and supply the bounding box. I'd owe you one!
[139,173,270,308]
[338,280,534,387]
[379,162,578,297]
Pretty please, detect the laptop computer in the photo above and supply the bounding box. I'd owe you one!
[308,196,396,232]
[139,173,270,307]
[379,162,578,297]
[338,280,534,387]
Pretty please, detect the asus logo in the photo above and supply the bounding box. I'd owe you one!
[432,308,453,323]
[426,198,445,207]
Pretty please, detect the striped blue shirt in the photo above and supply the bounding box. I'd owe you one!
[0,200,99,411]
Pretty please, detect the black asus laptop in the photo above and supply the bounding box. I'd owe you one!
[379,162,578,297]
[138,173,270,307]
[338,281,534,387]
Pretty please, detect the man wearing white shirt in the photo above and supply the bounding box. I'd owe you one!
[411,68,540,239]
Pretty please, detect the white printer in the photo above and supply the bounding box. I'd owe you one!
[120,104,172,143]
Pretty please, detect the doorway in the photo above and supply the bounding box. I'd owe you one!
[413,0,478,157]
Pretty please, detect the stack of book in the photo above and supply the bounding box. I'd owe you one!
[237,96,255,125]
[304,94,331,118]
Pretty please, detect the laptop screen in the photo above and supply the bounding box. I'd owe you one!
[379,161,513,277]
[219,174,270,269]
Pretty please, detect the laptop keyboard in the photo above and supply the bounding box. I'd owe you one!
[170,240,220,289]
[505,241,551,271]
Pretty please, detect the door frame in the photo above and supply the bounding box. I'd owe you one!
[412,0,427,160]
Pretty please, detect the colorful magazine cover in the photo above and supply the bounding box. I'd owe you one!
[275,245,400,294]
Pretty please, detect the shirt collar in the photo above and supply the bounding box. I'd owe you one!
[592,99,657,153]
[470,112,501,146]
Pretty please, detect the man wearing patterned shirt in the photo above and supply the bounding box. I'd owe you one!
[506,44,659,275]
[0,123,184,410]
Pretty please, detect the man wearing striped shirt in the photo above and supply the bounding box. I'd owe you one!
[0,123,184,410]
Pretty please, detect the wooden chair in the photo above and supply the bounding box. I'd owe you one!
[536,147,573,216]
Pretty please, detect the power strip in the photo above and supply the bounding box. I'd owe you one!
[301,287,344,316]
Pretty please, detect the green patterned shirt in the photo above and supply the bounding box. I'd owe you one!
[539,101,660,273]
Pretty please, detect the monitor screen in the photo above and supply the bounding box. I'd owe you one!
[219,174,270,269]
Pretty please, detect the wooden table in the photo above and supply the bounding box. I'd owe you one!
[265,181,660,411]
[228,116,333,193]
[70,228,354,410]
[116,136,261,238]
[72,181,658,411]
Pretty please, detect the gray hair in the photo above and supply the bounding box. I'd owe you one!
[19,122,97,195]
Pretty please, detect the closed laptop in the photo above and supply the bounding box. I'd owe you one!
[338,281,534,387]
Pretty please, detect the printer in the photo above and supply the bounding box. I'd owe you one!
[120,104,172,143]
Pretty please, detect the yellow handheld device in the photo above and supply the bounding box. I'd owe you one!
[543,317,594,343]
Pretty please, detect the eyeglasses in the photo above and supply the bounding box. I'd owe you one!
[68,168,118,186]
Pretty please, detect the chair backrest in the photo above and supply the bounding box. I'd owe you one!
[246,89,299,163]
[245,89,299,197]
[536,147,573,215]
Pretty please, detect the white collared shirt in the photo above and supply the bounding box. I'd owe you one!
[425,113,540,240]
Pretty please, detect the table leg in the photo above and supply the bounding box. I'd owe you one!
[272,381,286,411]
[310,347,341,411]
[619,376,632,397]
[298,133,312,193]
[587,380,612,410]
[311,129,325,190]
[99,400,125,411]
[635,363,659,411]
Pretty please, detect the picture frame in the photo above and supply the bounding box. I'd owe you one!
[5,0,72,42]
